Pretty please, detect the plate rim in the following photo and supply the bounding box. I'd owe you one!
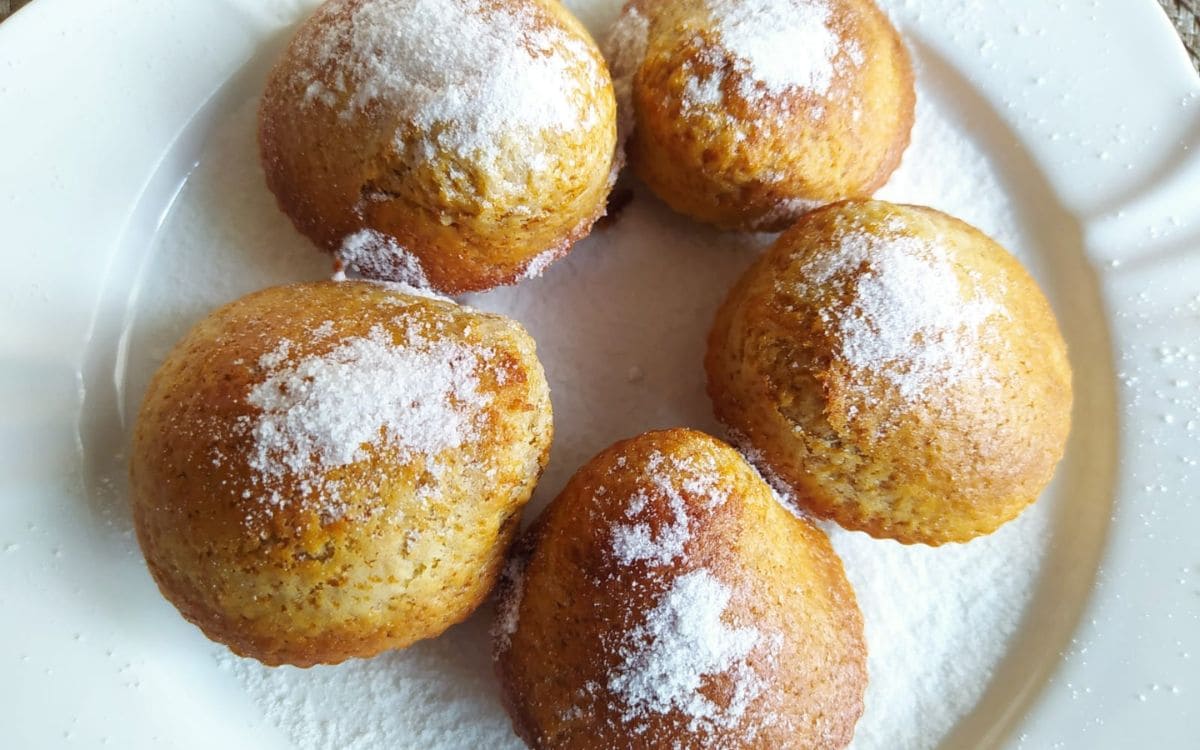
[0,0,1198,747]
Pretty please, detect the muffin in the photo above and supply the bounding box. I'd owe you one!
[130,280,553,666]
[706,200,1073,545]
[494,428,866,749]
[605,0,913,231]
[259,0,619,294]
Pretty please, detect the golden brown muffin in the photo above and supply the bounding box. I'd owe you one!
[130,280,553,666]
[605,0,913,231]
[259,0,619,294]
[706,201,1073,545]
[494,428,866,749]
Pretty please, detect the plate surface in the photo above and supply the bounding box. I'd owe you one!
[0,1,1197,748]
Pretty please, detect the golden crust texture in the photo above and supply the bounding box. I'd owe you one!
[259,0,618,294]
[606,0,914,231]
[706,200,1073,545]
[130,281,553,666]
[494,428,866,749]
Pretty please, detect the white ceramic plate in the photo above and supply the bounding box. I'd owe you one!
[1,1,1198,747]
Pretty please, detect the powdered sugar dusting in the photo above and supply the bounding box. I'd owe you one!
[214,616,516,749]
[604,4,649,141]
[607,570,769,734]
[608,451,726,565]
[126,11,1060,747]
[611,491,691,565]
[243,319,493,520]
[346,276,454,304]
[681,70,725,113]
[491,555,528,655]
[708,0,841,98]
[798,219,1006,402]
[522,249,559,280]
[605,0,861,132]
[298,0,602,175]
[746,195,828,231]
[338,229,430,289]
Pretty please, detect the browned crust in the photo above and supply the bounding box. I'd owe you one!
[137,520,516,667]
[494,428,867,749]
[130,281,553,666]
[623,0,917,232]
[491,521,547,748]
[705,201,1073,545]
[854,1,915,197]
[257,0,619,295]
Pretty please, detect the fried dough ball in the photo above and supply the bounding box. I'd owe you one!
[260,0,619,293]
[706,201,1073,545]
[494,428,866,749]
[130,280,552,665]
[606,0,914,231]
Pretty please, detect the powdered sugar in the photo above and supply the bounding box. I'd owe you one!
[244,319,492,518]
[597,452,770,735]
[746,195,828,231]
[337,229,430,288]
[797,222,1005,402]
[611,491,691,565]
[346,276,453,304]
[608,451,726,565]
[607,569,768,733]
[119,9,1058,748]
[681,69,725,113]
[605,0,859,132]
[707,0,841,99]
[603,4,649,141]
[298,0,602,177]
[214,616,516,750]
[491,555,528,655]
[522,249,559,280]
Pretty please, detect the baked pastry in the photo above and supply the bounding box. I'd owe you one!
[605,0,914,231]
[259,0,618,294]
[494,428,866,749]
[130,280,553,666]
[706,200,1073,545]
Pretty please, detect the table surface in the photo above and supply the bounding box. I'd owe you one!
[1162,0,1200,68]
[0,0,1198,70]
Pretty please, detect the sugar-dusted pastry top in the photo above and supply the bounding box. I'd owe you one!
[495,428,866,749]
[260,0,618,293]
[706,200,1073,544]
[605,0,914,231]
[131,280,553,665]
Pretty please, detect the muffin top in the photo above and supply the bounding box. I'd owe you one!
[131,280,553,664]
[605,0,913,230]
[495,429,866,749]
[604,0,912,231]
[259,0,619,292]
[288,0,610,205]
[706,201,1073,544]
